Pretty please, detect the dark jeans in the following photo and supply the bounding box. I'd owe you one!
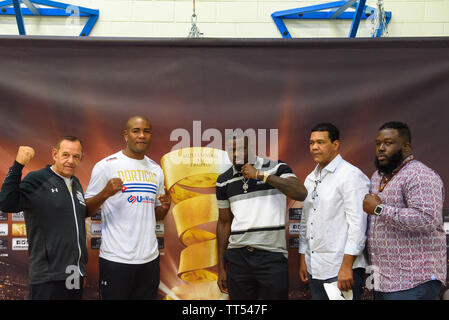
[308,268,366,300]
[374,280,442,300]
[224,247,289,300]
[29,278,84,300]
[99,256,160,300]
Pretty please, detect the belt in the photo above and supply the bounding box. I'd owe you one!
[246,246,256,252]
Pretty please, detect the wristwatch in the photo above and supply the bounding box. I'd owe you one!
[374,204,384,216]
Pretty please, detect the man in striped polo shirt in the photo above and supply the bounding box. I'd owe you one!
[216,135,307,300]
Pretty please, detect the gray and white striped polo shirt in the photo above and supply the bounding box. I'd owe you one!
[216,156,296,257]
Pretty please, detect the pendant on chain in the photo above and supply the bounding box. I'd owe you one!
[243,180,249,193]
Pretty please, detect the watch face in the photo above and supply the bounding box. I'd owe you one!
[375,206,382,214]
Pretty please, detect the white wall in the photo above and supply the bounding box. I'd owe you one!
[0,0,448,38]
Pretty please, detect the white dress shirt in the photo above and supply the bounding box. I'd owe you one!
[299,154,369,280]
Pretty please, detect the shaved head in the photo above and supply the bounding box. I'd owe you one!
[122,115,153,159]
[125,116,151,131]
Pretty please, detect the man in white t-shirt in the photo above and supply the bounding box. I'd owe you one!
[85,115,171,300]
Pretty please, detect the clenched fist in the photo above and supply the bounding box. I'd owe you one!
[103,178,123,198]
[241,163,258,179]
[157,187,171,211]
[16,146,35,166]
[363,193,382,215]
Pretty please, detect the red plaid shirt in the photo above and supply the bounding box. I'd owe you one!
[366,156,447,292]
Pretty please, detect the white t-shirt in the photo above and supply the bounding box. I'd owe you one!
[50,166,73,192]
[85,151,165,264]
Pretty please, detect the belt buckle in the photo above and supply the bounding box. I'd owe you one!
[246,246,255,252]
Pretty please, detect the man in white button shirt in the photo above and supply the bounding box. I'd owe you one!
[298,123,369,300]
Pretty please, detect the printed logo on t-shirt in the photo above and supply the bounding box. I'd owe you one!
[123,183,157,205]
[116,169,159,206]
[127,195,155,204]
[121,183,157,194]
[117,170,158,184]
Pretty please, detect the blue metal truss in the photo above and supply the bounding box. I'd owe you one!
[272,0,391,38]
[0,0,99,36]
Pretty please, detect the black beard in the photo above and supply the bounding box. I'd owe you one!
[375,150,404,176]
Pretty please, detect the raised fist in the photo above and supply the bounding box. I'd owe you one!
[104,178,123,198]
[16,146,35,166]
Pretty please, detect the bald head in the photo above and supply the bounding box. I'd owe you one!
[125,116,151,131]
[122,115,152,160]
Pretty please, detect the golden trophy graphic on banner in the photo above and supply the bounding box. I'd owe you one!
[161,147,231,300]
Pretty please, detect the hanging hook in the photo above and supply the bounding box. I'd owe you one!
[188,0,203,38]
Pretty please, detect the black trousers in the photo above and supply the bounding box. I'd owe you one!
[308,268,366,300]
[29,278,84,300]
[225,247,289,300]
[99,256,160,300]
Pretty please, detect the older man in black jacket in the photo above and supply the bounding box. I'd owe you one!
[0,136,88,300]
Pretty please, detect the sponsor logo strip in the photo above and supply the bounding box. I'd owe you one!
[12,238,28,250]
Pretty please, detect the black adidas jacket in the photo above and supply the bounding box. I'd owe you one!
[0,161,88,285]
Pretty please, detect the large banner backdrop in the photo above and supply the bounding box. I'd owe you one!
[0,36,448,300]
